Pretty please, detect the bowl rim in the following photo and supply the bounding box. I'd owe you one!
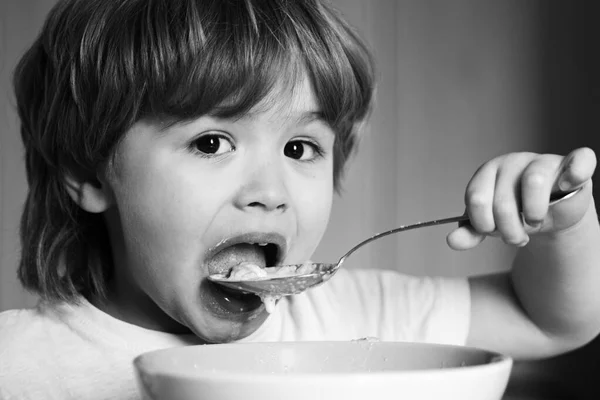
[133,341,513,383]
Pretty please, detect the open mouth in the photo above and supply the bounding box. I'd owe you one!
[203,233,286,315]
[206,234,286,276]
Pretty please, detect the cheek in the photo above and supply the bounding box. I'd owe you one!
[110,158,222,278]
[114,145,224,236]
[293,170,334,258]
[118,171,196,237]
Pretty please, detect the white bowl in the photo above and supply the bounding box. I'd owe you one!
[134,341,512,400]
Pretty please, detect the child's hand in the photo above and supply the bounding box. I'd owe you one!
[447,147,596,250]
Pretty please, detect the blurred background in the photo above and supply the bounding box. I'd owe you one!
[1,0,599,397]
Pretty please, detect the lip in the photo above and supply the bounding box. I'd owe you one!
[204,232,289,276]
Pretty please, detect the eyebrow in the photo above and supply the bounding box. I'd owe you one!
[230,109,328,127]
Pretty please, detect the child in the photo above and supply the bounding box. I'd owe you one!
[1,0,599,399]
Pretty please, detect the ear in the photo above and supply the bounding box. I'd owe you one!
[63,171,114,213]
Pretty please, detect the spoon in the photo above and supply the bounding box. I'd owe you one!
[208,189,581,297]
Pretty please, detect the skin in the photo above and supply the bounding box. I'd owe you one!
[446,148,600,359]
[69,76,600,358]
[77,77,335,343]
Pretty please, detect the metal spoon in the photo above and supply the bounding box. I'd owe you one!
[208,189,581,297]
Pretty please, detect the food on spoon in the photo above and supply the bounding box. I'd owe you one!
[223,261,317,281]
[271,265,297,277]
[294,261,316,275]
[214,261,318,314]
[227,262,268,280]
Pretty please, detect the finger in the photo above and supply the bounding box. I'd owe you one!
[446,225,486,250]
[493,155,532,246]
[556,147,597,192]
[464,159,498,234]
[520,154,561,227]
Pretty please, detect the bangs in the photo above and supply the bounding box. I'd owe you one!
[90,0,373,129]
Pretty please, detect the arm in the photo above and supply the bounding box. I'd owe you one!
[448,148,600,360]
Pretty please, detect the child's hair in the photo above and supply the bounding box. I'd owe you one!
[13,0,375,302]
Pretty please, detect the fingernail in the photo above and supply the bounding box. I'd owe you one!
[526,220,542,229]
[558,177,571,191]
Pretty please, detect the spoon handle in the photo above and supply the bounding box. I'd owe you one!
[337,215,469,266]
[337,188,582,267]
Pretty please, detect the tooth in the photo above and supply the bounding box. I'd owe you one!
[258,243,268,246]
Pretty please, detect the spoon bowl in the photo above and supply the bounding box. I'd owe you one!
[208,189,580,297]
[208,263,336,297]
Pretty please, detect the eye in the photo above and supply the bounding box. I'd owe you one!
[191,134,235,156]
[284,140,324,162]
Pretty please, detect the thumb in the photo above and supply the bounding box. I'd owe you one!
[446,225,486,250]
[556,147,596,192]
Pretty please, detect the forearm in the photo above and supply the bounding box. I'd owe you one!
[511,199,600,345]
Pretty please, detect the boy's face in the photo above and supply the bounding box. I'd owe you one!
[102,78,335,342]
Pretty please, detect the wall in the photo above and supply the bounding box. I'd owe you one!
[316,0,542,277]
[0,0,55,310]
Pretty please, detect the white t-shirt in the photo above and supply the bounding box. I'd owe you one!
[0,269,470,400]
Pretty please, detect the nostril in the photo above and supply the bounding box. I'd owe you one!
[246,201,287,211]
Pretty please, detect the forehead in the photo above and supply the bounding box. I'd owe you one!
[235,74,323,125]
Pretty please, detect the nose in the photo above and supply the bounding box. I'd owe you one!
[234,161,289,213]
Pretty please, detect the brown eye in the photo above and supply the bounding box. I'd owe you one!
[284,140,321,161]
[192,134,234,155]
